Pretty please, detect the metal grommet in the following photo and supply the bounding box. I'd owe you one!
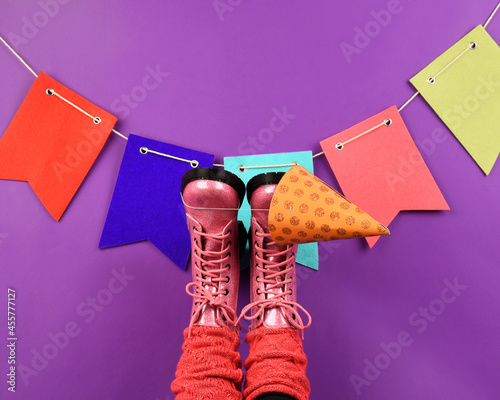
[427,77,436,85]
[238,165,245,173]
[46,88,54,96]
[335,142,344,151]
[470,41,477,49]
[140,147,148,154]
[384,118,392,127]
[190,160,199,168]
[93,116,101,125]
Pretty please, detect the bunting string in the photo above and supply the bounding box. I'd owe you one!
[335,119,392,151]
[47,88,102,123]
[427,41,477,85]
[0,35,38,78]
[140,146,199,168]
[238,161,298,172]
[485,1,500,28]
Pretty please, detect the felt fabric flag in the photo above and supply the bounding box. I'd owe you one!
[268,165,389,244]
[224,151,318,270]
[99,134,214,270]
[0,71,117,220]
[320,106,449,247]
[410,25,500,175]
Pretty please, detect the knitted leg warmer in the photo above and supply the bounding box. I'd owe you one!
[243,327,310,400]
[171,326,244,400]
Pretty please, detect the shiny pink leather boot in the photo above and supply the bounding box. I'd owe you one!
[239,172,312,400]
[171,168,246,400]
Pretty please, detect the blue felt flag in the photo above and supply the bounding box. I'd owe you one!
[100,134,214,269]
[224,151,318,270]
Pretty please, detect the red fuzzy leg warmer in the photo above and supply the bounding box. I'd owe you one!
[243,327,311,400]
[171,326,244,400]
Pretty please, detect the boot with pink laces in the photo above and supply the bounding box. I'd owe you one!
[171,168,246,400]
[238,172,312,400]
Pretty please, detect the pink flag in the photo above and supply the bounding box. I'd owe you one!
[320,106,449,247]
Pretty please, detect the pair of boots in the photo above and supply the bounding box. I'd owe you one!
[171,168,312,400]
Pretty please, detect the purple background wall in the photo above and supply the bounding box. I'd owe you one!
[1,1,499,399]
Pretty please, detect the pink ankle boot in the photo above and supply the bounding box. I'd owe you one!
[239,172,312,400]
[181,167,246,333]
[171,168,246,400]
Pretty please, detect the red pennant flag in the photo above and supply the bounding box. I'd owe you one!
[320,106,449,247]
[0,72,117,220]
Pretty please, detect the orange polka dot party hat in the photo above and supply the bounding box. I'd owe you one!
[268,165,389,244]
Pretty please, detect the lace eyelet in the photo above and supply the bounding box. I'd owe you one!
[193,226,197,231]
[256,288,261,295]
[226,264,231,270]
[289,289,293,295]
[227,241,231,246]
[222,315,227,321]
[226,276,230,283]
[224,289,229,296]
[226,252,231,257]
[254,229,258,236]
[227,229,232,234]
[256,276,260,282]
[292,313,296,320]
[257,316,261,320]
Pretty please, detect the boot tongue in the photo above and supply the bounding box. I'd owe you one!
[251,185,288,266]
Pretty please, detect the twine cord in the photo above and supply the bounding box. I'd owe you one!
[427,42,476,85]
[238,161,298,172]
[0,36,38,78]
[484,1,500,28]
[335,119,391,151]
[140,147,199,167]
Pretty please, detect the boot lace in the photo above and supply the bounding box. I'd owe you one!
[186,228,238,336]
[236,232,312,338]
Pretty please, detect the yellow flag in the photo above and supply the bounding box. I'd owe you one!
[410,25,500,175]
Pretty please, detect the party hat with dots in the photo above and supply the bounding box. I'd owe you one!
[268,165,389,244]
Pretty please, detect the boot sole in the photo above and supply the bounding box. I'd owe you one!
[246,172,285,203]
[181,168,246,206]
